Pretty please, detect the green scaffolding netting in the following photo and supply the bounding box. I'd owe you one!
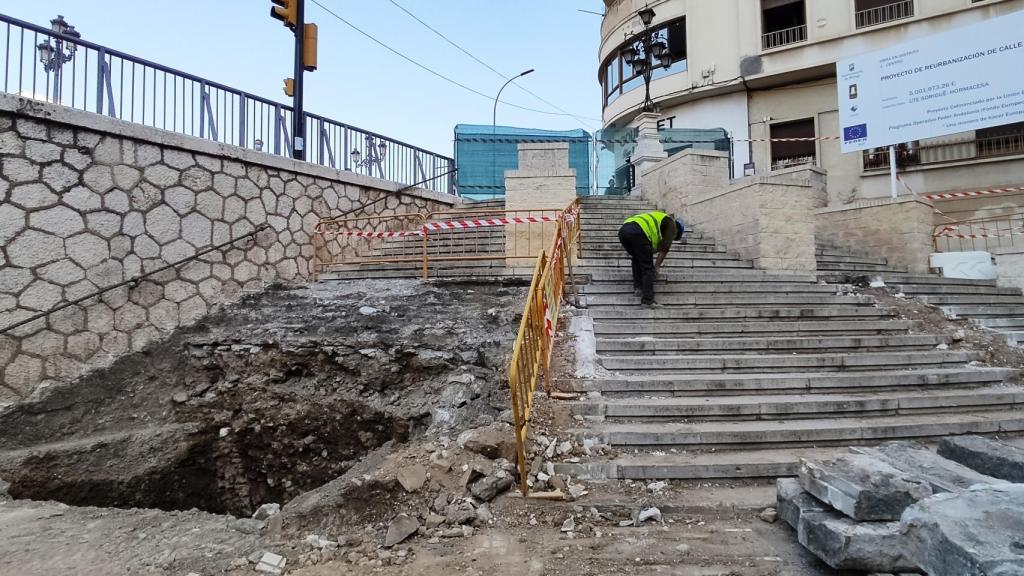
[455,124,592,200]
[595,127,731,196]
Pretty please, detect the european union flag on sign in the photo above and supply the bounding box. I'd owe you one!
[843,124,868,142]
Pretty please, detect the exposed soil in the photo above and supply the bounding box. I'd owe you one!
[0,280,526,518]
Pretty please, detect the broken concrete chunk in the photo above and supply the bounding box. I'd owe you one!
[254,552,287,575]
[851,441,1007,493]
[777,477,829,530]
[561,516,576,532]
[228,517,264,534]
[901,484,1024,576]
[456,422,517,461]
[397,464,427,493]
[444,501,476,526]
[937,435,1024,483]
[252,503,281,521]
[0,477,9,502]
[758,507,777,523]
[384,514,419,547]
[358,306,380,316]
[799,455,933,521]
[797,511,917,572]
[470,474,514,502]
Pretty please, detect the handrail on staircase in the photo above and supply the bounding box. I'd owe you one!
[0,225,269,336]
[932,211,1024,253]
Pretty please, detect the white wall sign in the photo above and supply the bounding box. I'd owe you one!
[837,10,1024,153]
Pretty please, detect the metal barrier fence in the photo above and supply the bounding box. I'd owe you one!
[933,212,1024,253]
[508,199,581,496]
[312,206,570,279]
[0,13,455,194]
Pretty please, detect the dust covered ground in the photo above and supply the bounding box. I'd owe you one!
[0,279,838,576]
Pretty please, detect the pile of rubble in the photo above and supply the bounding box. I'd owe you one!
[778,436,1024,575]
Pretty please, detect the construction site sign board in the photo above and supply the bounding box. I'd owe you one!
[837,9,1024,153]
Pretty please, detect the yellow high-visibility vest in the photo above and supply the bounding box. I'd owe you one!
[624,211,670,250]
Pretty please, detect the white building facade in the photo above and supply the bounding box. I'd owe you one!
[600,0,1024,216]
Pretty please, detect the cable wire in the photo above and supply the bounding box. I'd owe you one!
[309,0,596,120]
[385,0,601,127]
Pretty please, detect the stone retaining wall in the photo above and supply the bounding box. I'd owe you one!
[0,94,455,402]
[816,196,934,274]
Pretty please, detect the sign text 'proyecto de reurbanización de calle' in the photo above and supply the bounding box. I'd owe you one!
[838,9,1024,153]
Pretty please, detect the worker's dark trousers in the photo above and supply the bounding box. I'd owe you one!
[618,222,656,305]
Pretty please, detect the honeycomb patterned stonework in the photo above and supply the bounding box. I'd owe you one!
[0,111,453,402]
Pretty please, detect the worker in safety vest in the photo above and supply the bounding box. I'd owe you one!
[618,211,685,308]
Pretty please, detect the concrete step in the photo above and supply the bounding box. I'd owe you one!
[598,350,972,373]
[920,295,1024,306]
[816,254,891,266]
[944,305,1024,318]
[893,285,1023,296]
[554,447,846,480]
[595,334,947,355]
[587,306,896,322]
[581,387,1024,421]
[816,248,878,258]
[592,319,915,337]
[318,267,533,281]
[585,409,1024,448]
[580,250,740,261]
[581,282,838,295]
[816,262,909,273]
[874,275,997,287]
[975,317,1024,329]
[1001,331,1024,345]
[583,294,870,308]
[563,367,1017,397]
[577,259,754,269]
[581,270,818,283]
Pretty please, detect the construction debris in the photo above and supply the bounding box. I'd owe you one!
[937,435,1024,483]
[780,439,1024,574]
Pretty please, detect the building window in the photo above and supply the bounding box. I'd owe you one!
[601,16,688,108]
[770,119,816,170]
[855,0,914,29]
[761,0,807,50]
[861,122,1024,170]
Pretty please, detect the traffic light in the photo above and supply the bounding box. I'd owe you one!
[270,0,297,29]
[303,23,318,71]
[283,78,295,97]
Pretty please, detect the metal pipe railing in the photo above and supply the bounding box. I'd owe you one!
[0,224,269,335]
[0,12,455,195]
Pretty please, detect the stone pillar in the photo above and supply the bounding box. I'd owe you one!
[629,112,668,196]
[503,143,577,268]
[640,149,731,221]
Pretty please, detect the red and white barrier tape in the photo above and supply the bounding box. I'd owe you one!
[733,136,842,142]
[319,209,577,239]
[923,186,1024,201]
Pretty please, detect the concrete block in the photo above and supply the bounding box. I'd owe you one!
[851,441,1007,493]
[798,511,917,572]
[937,435,1024,483]
[799,455,933,521]
[255,551,287,574]
[777,477,828,529]
[901,484,1024,576]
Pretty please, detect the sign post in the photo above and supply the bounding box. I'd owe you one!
[889,145,897,199]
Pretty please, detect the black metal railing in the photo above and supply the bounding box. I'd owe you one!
[855,0,914,29]
[0,13,455,195]
[863,132,1024,170]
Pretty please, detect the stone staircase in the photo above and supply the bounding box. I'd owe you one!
[559,195,1024,480]
[814,246,1024,346]
[319,200,516,280]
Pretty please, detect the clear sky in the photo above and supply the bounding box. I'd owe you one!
[4,0,605,157]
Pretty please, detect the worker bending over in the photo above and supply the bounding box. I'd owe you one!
[617,210,684,308]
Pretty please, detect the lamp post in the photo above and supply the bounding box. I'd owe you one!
[621,6,671,113]
[350,135,388,177]
[491,69,534,198]
[36,15,80,105]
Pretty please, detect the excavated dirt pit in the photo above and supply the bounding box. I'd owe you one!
[0,280,525,518]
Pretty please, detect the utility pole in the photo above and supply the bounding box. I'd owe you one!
[271,0,317,161]
[291,0,305,160]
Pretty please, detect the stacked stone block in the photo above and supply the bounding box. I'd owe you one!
[816,196,935,274]
[0,98,453,403]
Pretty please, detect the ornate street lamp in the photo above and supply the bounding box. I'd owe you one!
[350,135,388,174]
[36,15,80,105]
[624,6,670,113]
